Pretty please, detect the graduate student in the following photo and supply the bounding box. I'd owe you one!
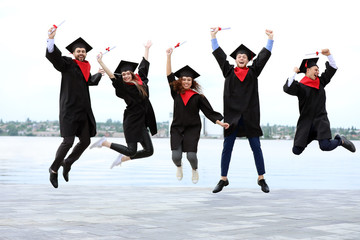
[166,48,229,184]
[283,50,356,155]
[46,27,104,188]
[210,28,274,193]
[91,41,157,168]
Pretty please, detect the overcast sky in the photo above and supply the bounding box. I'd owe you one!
[0,0,359,131]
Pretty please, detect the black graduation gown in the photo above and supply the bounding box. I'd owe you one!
[111,57,157,143]
[46,45,102,137]
[283,62,337,148]
[167,73,223,152]
[212,47,271,138]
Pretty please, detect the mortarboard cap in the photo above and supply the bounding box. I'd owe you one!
[230,44,256,60]
[66,37,92,53]
[114,60,139,74]
[174,65,200,79]
[299,57,319,73]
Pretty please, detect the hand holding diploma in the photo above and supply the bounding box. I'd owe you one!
[48,20,65,37]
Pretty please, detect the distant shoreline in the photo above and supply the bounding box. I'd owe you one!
[1,119,359,140]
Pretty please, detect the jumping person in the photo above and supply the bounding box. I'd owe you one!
[166,48,229,184]
[210,28,274,193]
[283,50,356,155]
[91,41,157,168]
[46,27,104,188]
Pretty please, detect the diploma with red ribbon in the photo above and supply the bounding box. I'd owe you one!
[173,41,187,50]
[48,20,65,34]
[211,27,231,31]
[102,46,116,55]
[305,51,320,56]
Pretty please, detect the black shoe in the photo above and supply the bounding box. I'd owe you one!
[49,168,58,188]
[212,179,229,193]
[258,179,269,193]
[62,160,70,182]
[340,136,356,153]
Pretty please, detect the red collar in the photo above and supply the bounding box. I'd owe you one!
[180,89,197,106]
[124,74,143,85]
[234,67,249,82]
[300,76,320,89]
[73,59,90,82]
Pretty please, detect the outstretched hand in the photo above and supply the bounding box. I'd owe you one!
[265,29,273,40]
[48,27,56,39]
[166,48,173,56]
[144,40,152,49]
[216,120,230,129]
[293,67,300,73]
[96,52,103,62]
[210,27,219,39]
[321,49,331,56]
[98,68,105,76]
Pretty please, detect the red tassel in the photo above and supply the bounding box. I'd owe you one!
[316,51,319,55]
[174,43,180,48]
[106,47,110,51]
[218,27,222,31]
[53,24,58,29]
[305,60,308,68]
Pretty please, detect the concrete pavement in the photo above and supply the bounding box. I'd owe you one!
[1,184,360,239]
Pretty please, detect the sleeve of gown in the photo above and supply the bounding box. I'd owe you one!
[111,76,126,98]
[283,79,300,96]
[199,96,223,123]
[88,73,102,86]
[320,61,337,87]
[45,44,68,72]
[251,47,272,77]
[167,73,177,99]
[212,47,234,78]
[138,57,150,84]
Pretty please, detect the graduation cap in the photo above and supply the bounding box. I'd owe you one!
[66,37,92,53]
[174,65,200,79]
[299,57,319,73]
[230,44,256,60]
[114,60,139,74]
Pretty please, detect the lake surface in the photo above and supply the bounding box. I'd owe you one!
[0,136,359,190]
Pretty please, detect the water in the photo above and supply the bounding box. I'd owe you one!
[0,136,359,189]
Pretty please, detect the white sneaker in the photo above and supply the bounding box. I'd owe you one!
[192,169,199,184]
[110,154,123,169]
[90,136,106,149]
[176,166,183,181]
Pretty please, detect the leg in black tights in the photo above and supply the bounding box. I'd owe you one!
[110,128,153,159]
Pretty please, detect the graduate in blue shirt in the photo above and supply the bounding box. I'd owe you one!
[211,28,273,193]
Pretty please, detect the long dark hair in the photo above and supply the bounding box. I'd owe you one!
[128,72,148,97]
[170,77,202,95]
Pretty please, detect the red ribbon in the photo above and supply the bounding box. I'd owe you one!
[53,24,57,29]
[106,47,110,51]
[174,43,180,48]
[316,51,319,55]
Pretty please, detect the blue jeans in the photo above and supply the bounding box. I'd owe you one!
[220,120,266,177]
[292,135,341,155]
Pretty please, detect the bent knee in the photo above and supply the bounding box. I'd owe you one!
[292,146,304,155]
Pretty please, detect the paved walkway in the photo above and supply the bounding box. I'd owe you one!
[1,184,360,239]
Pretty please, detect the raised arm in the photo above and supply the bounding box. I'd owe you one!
[210,27,220,51]
[265,29,274,52]
[144,40,152,61]
[47,26,56,53]
[96,53,115,79]
[166,48,173,76]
